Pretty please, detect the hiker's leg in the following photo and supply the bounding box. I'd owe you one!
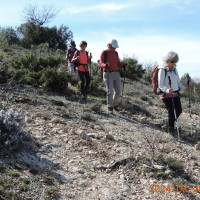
[79,71,86,95]
[174,96,182,119]
[113,72,122,106]
[100,69,103,81]
[84,71,91,95]
[103,72,114,108]
[69,63,74,73]
[162,98,175,132]
[75,70,79,82]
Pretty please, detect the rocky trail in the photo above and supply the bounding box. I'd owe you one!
[0,83,200,200]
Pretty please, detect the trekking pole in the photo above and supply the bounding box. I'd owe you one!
[168,76,180,141]
[121,64,127,103]
[187,77,193,136]
[107,61,110,113]
[89,52,92,74]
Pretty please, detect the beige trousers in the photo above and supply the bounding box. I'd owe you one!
[103,71,122,108]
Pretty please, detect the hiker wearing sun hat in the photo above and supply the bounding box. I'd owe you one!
[157,51,191,137]
[99,39,127,114]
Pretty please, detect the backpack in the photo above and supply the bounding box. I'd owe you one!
[151,65,167,95]
[74,50,88,67]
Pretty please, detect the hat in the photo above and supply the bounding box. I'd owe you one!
[79,41,87,46]
[110,39,119,48]
[70,41,76,47]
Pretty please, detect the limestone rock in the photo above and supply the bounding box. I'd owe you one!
[105,134,115,141]
[51,117,60,123]
[195,144,200,150]
[79,130,92,141]
[153,165,165,170]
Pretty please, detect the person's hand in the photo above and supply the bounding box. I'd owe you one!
[168,88,173,94]
[185,87,191,92]
[124,64,128,69]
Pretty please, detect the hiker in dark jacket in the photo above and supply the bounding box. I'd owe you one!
[66,41,76,73]
[66,41,79,81]
[72,41,92,100]
[99,39,127,114]
[158,51,191,135]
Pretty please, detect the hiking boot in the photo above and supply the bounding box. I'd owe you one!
[168,127,177,138]
[107,107,113,114]
[82,95,87,100]
[161,120,168,133]
[161,124,168,133]
[114,105,120,112]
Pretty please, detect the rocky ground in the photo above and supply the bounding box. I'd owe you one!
[0,81,200,200]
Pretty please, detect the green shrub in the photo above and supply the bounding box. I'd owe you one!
[89,102,102,113]
[165,157,184,171]
[50,98,65,106]
[7,171,20,177]
[140,95,148,101]
[81,112,94,121]
[119,100,150,116]
[40,67,72,92]
[4,54,71,92]
[120,57,145,81]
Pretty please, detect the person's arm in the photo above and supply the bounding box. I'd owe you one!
[66,50,69,60]
[99,51,107,70]
[158,69,170,93]
[71,51,78,63]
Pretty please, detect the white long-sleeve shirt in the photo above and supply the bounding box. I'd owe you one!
[158,65,186,94]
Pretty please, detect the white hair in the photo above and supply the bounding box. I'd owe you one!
[163,51,179,64]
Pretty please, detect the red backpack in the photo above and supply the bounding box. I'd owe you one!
[151,65,167,95]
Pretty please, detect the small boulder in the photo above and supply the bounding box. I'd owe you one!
[195,144,200,151]
[51,117,60,123]
[105,134,115,141]
[79,130,92,142]
[153,165,165,170]
[25,115,32,123]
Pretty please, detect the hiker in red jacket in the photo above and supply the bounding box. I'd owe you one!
[99,39,127,114]
[72,41,92,100]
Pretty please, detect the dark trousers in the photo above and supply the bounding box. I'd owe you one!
[162,96,182,131]
[78,71,90,96]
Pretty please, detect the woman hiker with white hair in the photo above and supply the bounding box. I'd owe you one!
[158,51,191,136]
[99,39,127,114]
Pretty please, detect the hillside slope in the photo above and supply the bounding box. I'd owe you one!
[0,79,200,200]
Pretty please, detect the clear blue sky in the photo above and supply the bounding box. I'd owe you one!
[0,0,200,78]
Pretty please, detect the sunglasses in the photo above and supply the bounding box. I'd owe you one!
[170,60,177,64]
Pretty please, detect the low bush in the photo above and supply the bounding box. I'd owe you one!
[89,102,102,113]
[40,67,72,92]
[3,54,72,92]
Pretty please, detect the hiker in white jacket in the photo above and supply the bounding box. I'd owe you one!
[158,51,191,136]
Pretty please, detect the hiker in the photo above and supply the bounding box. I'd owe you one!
[99,39,127,114]
[66,41,79,81]
[66,41,76,73]
[158,51,191,135]
[72,41,92,100]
